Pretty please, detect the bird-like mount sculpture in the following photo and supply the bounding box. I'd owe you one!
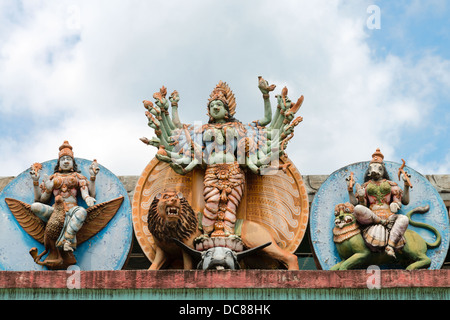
[4,140,124,270]
[5,195,123,270]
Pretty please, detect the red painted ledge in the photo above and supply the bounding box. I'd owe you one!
[0,270,449,290]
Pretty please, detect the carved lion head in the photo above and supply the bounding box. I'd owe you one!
[147,190,198,243]
[333,202,356,229]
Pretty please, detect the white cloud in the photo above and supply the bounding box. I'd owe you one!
[0,0,449,178]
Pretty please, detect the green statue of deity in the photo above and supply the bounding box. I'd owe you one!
[141,77,304,239]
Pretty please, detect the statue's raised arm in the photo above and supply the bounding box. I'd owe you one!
[254,76,276,127]
[169,90,182,129]
[141,86,201,175]
[245,80,304,174]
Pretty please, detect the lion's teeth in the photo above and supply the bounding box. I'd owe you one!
[166,207,179,215]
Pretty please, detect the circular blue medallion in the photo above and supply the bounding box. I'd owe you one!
[0,158,132,271]
[310,161,449,270]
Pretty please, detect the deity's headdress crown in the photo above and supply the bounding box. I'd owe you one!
[207,81,237,117]
[370,148,384,164]
[59,140,74,159]
[208,86,228,106]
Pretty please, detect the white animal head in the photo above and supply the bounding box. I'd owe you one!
[173,238,271,270]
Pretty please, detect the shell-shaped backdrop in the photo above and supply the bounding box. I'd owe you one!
[310,161,449,270]
[0,158,132,271]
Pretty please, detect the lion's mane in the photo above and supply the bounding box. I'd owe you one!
[147,196,198,243]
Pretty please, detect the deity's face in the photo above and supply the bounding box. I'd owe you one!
[368,163,384,181]
[208,100,228,122]
[59,156,74,172]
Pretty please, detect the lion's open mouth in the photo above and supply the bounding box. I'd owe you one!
[166,206,179,217]
[335,215,354,228]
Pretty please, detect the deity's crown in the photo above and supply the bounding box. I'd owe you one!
[207,81,236,117]
[59,140,74,159]
[208,86,227,105]
[370,148,384,164]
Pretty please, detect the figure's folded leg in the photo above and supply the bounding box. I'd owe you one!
[387,214,409,248]
[56,206,87,251]
[31,202,54,222]
[354,205,382,225]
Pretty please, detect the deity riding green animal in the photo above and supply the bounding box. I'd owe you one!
[331,202,441,270]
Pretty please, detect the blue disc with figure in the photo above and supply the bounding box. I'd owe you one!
[0,158,132,271]
[310,160,449,270]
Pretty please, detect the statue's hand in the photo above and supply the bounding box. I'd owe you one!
[30,163,43,183]
[169,90,180,106]
[346,176,353,191]
[276,94,283,107]
[145,111,160,129]
[30,167,40,182]
[170,163,186,175]
[89,160,100,177]
[284,97,292,109]
[140,136,157,146]
[85,196,96,207]
[401,171,412,187]
[155,153,172,163]
[276,94,292,110]
[143,100,153,111]
[390,202,401,213]
[258,76,276,94]
[140,137,150,145]
[153,86,169,110]
[155,98,169,110]
[355,183,365,197]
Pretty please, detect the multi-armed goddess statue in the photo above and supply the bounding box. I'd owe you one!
[141,77,304,241]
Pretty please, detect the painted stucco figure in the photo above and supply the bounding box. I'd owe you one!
[347,149,411,258]
[331,202,441,270]
[29,141,98,251]
[309,151,448,270]
[331,148,444,270]
[141,77,304,239]
[5,141,124,269]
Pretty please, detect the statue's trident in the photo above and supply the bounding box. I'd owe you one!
[398,159,413,188]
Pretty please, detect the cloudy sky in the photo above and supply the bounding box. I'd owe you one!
[0,0,449,178]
